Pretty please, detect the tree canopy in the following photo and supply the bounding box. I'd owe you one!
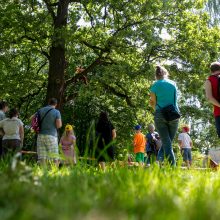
[0,0,219,152]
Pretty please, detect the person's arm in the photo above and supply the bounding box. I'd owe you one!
[150,92,156,110]
[205,79,220,107]
[19,125,24,147]
[56,119,62,129]
[112,129,116,139]
[178,140,182,149]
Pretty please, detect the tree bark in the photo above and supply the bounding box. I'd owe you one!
[46,0,69,110]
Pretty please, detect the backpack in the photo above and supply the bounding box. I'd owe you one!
[31,111,41,133]
[31,108,53,133]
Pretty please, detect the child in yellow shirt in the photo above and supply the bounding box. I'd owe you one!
[133,125,146,163]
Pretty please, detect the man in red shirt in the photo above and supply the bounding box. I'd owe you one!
[205,62,220,137]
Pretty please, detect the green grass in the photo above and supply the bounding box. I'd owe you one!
[1,159,220,220]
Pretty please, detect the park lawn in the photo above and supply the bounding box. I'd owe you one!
[0,161,220,220]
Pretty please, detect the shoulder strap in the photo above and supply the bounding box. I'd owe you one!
[40,108,54,124]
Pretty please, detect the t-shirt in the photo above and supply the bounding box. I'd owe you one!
[39,106,61,137]
[0,110,6,121]
[133,132,146,153]
[178,133,192,149]
[150,79,178,111]
[208,75,220,117]
[0,117,23,140]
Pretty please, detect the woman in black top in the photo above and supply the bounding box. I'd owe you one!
[96,112,116,170]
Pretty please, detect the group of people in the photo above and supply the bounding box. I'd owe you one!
[0,61,220,169]
[133,62,220,168]
[0,98,77,166]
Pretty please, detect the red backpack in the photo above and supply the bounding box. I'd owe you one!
[31,108,53,133]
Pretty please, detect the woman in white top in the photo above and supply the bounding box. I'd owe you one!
[0,108,24,157]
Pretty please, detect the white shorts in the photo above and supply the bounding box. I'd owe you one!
[37,134,59,160]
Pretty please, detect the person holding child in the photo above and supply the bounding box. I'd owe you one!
[60,124,76,164]
[178,125,193,168]
[133,125,146,164]
[146,123,161,166]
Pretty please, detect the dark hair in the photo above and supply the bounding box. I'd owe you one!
[155,66,169,79]
[98,111,109,123]
[0,101,8,110]
[49,98,58,105]
[9,108,19,119]
[210,62,220,73]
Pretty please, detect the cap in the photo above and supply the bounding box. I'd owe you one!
[182,125,189,133]
[134,125,141,130]
[65,124,73,131]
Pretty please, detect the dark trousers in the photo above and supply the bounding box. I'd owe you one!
[2,139,21,157]
[215,116,220,138]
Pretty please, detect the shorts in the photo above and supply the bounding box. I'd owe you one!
[37,134,59,160]
[182,148,192,161]
[135,152,145,163]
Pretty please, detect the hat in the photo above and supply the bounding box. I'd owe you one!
[65,124,73,131]
[182,125,189,133]
[134,125,141,130]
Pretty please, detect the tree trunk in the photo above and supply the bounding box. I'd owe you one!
[46,0,69,110]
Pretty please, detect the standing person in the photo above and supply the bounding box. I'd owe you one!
[0,101,8,157]
[133,125,146,165]
[0,108,24,157]
[149,66,180,166]
[59,124,76,164]
[178,125,193,168]
[146,123,161,166]
[96,112,116,170]
[37,98,62,166]
[205,62,220,138]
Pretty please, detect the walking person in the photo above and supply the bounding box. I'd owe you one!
[36,98,62,166]
[149,66,180,166]
[0,101,8,157]
[0,108,24,158]
[205,62,220,138]
[95,112,116,170]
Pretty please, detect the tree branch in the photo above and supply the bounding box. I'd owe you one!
[101,82,134,107]
[43,0,56,22]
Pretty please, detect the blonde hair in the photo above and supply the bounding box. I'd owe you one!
[155,66,169,79]
[62,129,75,138]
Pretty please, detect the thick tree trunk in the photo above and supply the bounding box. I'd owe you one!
[46,0,69,110]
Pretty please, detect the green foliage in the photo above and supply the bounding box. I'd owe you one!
[0,0,220,152]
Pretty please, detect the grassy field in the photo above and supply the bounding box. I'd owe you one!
[1,158,220,220]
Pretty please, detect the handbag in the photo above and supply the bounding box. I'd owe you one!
[157,89,181,121]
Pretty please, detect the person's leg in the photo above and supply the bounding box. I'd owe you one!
[146,152,151,165]
[47,135,59,167]
[37,135,47,166]
[188,148,192,166]
[215,116,220,138]
[155,111,176,166]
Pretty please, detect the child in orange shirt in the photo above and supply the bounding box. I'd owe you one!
[133,125,146,163]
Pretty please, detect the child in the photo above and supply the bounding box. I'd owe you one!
[60,124,76,164]
[133,125,146,164]
[178,125,193,168]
